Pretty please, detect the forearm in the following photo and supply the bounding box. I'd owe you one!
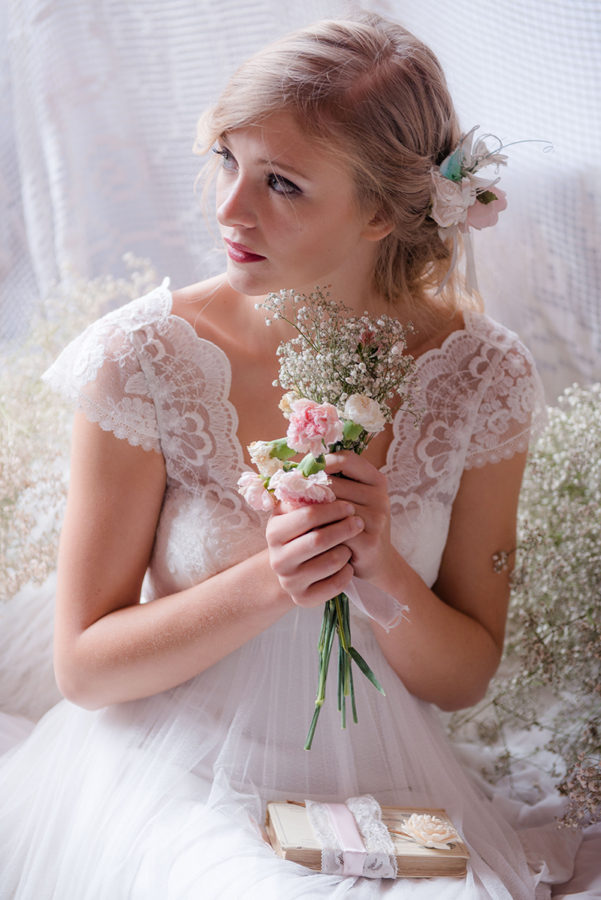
[370,557,503,711]
[55,548,291,709]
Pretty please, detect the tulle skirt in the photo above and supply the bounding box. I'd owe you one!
[0,606,578,899]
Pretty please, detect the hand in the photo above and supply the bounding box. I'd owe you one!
[265,499,365,607]
[324,451,394,582]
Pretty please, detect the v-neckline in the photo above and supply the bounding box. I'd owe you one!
[157,282,479,476]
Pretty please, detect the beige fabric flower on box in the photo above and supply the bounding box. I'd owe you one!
[401,814,460,850]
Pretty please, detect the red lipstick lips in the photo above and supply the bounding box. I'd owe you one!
[224,239,266,263]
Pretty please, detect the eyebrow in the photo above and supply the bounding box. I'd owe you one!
[219,134,310,181]
[257,157,308,180]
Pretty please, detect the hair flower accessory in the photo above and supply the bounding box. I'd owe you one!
[430,125,510,295]
[430,127,552,295]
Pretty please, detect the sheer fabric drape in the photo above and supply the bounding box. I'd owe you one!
[2,0,600,399]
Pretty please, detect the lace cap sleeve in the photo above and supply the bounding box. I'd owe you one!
[465,331,548,469]
[42,287,169,453]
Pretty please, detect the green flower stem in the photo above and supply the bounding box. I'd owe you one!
[305,592,385,750]
[304,600,336,750]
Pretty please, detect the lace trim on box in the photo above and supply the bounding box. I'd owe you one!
[306,796,397,879]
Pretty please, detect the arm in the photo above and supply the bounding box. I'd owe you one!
[54,412,288,708]
[267,449,526,712]
[369,451,526,710]
[54,413,362,710]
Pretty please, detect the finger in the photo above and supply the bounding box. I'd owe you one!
[267,499,356,545]
[292,563,356,607]
[324,477,380,509]
[269,514,365,575]
[324,451,384,486]
[285,558,356,608]
[281,542,353,594]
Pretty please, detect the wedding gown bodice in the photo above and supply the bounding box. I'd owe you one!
[44,278,545,598]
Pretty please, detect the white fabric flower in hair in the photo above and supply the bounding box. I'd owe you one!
[430,170,475,228]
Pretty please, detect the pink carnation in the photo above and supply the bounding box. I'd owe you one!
[463,188,507,231]
[286,399,344,458]
[237,471,275,511]
[269,469,336,505]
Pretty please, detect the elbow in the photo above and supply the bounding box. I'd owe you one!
[436,680,490,713]
[435,663,498,712]
[53,650,108,711]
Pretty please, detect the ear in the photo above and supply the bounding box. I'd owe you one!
[362,209,394,242]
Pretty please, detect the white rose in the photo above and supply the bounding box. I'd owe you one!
[343,394,386,433]
[430,170,475,228]
[401,814,459,849]
[248,441,284,477]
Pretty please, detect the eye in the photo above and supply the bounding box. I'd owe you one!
[212,145,236,172]
[268,173,301,196]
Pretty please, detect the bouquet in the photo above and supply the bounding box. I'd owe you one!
[237,288,418,748]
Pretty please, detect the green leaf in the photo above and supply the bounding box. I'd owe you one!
[476,189,498,205]
[297,453,326,476]
[439,147,464,182]
[269,438,297,461]
[349,646,386,695]
[342,420,364,442]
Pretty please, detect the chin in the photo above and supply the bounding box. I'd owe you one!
[224,264,275,297]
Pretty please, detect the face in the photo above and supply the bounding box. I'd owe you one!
[214,111,388,305]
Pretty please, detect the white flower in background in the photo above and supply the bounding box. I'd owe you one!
[278,391,299,419]
[248,441,284,477]
[343,394,386,434]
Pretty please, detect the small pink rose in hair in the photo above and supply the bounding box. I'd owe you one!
[237,471,275,511]
[269,468,336,505]
[286,399,344,458]
[463,187,508,231]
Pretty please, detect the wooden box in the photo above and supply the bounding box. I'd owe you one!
[265,802,470,878]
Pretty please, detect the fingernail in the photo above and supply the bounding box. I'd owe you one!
[344,503,356,515]
[353,516,365,530]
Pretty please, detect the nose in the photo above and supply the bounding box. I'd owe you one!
[216,174,257,229]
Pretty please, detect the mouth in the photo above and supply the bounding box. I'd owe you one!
[224,238,267,264]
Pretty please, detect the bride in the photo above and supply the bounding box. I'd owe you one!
[0,11,577,898]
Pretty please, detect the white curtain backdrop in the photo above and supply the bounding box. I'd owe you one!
[2,0,600,400]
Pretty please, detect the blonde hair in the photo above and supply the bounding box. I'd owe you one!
[197,12,476,321]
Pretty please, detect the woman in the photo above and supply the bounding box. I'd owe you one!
[0,12,573,899]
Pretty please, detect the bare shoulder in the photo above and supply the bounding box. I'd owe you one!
[406,309,465,360]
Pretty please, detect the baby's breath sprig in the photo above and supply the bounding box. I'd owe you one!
[258,287,418,424]
[0,255,158,602]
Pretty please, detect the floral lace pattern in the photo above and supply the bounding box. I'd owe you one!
[43,285,546,595]
[306,796,397,879]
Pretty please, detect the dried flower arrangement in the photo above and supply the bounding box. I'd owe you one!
[450,383,601,827]
[0,256,158,602]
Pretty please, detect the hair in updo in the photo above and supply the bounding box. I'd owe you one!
[198,12,471,320]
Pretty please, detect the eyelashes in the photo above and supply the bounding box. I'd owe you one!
[212,145,302,197]
[267,173,301,196]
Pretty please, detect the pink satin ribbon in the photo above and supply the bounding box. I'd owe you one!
[322,802,366,877]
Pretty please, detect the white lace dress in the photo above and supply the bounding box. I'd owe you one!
[0,281,579,899]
